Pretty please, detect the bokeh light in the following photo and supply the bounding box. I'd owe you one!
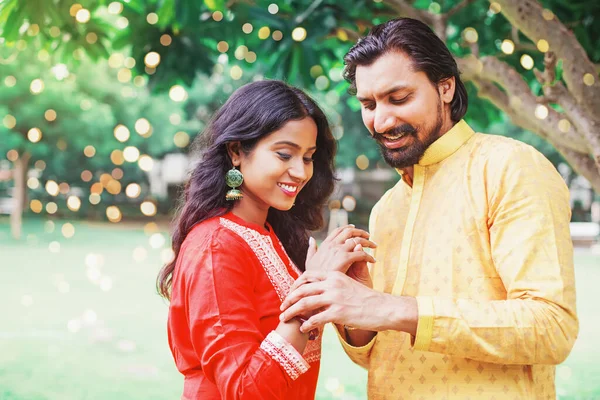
[28,128,42,143]
[356,155,369,170]
[292,27,307,42]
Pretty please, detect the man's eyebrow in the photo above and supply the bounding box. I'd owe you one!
[273,141,317,151]
[357,84,411,102]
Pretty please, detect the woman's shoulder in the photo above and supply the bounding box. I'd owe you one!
[182,214,248,254]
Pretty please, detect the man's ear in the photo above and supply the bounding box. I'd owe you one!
[226,141,242,167]
[438,77,456,105]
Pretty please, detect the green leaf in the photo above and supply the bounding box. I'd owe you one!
[204,0,225,12]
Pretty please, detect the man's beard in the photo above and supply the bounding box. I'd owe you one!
[373,100,444,169]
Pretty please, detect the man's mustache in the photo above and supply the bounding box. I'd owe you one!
[372,124,417,141]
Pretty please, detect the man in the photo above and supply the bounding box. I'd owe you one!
[280,17,578,399]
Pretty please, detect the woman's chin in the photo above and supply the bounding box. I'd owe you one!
[270,200,296,212]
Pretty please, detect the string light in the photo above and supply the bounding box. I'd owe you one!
[272,30,283,41]
[292,27,307,42]
[537,39,549,53]
[501,39,515,54]
[75,9,91,23]
[126,183,142,198]
[217,41,229,53]
[535,104,548,119]
[30,79,44,94]
[160,34,172,46]
[583,73,595,86]
[45,109,57,121]
[174,132,190,148]
[146,13,158,25]
[258,27,270,40]
[242,23,253,34]
[462,27,478,44]
[114,124,130,142]
[356,155,369,170]
[169,85,188,102]
[212,11,223,21]
[28,128,42,143]
[520,54,534,70]
[144,52,160,68]
[84,145,96,157]
[141,201,157,216]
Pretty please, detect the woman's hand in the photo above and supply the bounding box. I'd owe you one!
[305,225,376,274]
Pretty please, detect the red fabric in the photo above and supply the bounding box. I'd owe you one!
[168,212,320,399]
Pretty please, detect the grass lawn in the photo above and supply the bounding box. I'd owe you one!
[0,217,598,399]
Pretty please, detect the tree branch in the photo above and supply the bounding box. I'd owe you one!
[446,0,477,19]
[544,82,600,172]
[458,54,589,153]
[534,51,557,102]
[472,77,600,190]
[383,0,433,23]
[295,0,325,24]
[333,27,361,42]
[495,0,600,116]
[554,145,600,191]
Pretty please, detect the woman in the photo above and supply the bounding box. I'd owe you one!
[157,80,375,399]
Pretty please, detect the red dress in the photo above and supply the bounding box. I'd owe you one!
[168,211,322,399]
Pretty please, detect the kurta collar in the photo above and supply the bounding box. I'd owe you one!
[395,119,474,175]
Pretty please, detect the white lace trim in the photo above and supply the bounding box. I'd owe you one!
[220,217,322,363]
[260,331,309,380]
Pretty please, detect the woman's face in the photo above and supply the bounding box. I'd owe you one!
[234,117,318,214]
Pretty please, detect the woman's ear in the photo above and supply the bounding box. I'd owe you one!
[226,141,242,167]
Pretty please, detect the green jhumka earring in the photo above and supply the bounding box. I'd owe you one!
[225,166,244,201]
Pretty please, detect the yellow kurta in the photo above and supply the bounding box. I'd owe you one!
[339,120,578,399]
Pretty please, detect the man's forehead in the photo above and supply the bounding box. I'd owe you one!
[355,53,424,98]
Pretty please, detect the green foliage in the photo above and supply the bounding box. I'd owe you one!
[1,0,598,172]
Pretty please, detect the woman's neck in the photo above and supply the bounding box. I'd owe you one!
[231,198,269,229]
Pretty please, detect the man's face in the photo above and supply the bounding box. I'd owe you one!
[355,51,453,169]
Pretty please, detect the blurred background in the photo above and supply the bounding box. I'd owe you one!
[0,0,599,399]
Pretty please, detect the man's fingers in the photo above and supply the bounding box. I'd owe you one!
[300,310,335,333]
[289,270,326,293]
[282,276,327,310]
[280,295,329,322]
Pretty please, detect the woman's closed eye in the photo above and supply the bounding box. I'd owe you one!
[276,152,292,161]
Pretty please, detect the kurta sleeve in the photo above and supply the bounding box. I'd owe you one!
[413,145,579,364]
[181,236,309,399]
[336,197,386,368]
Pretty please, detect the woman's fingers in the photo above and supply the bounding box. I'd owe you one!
[336,228,375,245]
[306,236,318,262]
[322,224,354,244]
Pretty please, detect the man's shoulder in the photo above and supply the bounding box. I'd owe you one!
[470,132,548,166]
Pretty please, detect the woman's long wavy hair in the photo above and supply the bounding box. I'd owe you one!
[157,80,337,299]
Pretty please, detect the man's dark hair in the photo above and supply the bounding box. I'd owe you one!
[344,17,468,122]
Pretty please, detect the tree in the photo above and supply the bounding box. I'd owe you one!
[1,0,598,192]
[0,44,195,238]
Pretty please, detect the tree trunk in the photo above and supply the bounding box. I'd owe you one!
[10,152,30,240]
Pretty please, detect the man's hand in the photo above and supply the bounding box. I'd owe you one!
[280,270,388,333]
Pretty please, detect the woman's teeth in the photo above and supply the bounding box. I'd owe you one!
[278,183,297,192]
